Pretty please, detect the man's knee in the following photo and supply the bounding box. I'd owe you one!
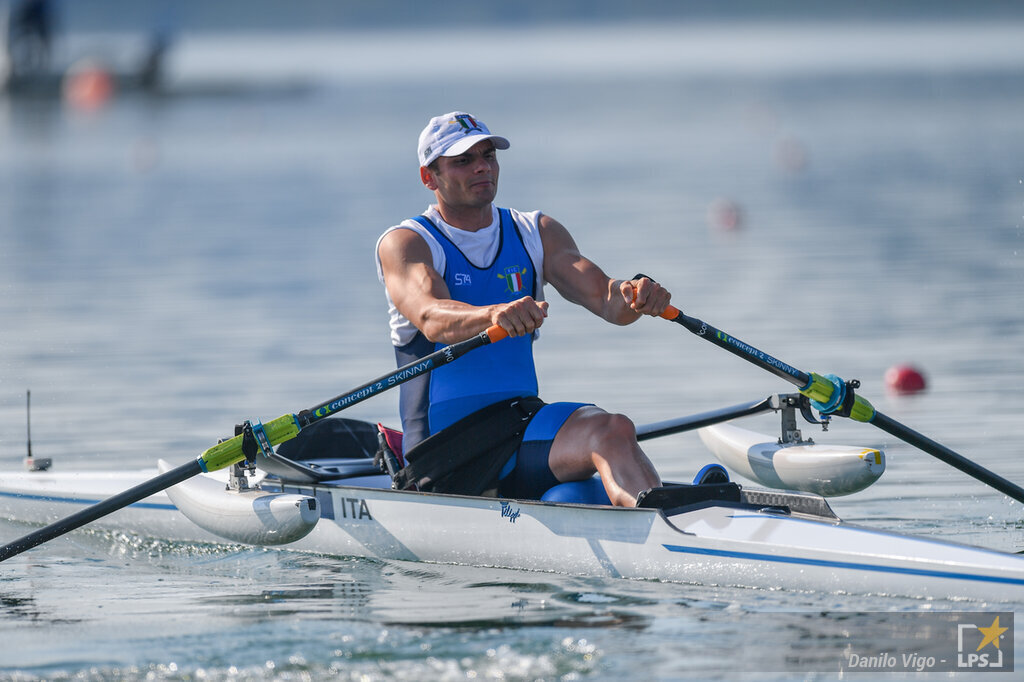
[597,411,637,440]
[577,409,639,454]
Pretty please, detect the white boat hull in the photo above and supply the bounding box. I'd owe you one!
[267,480,1024,601]
[0,469,225,544]
[3,464,1018,602]
[157,460,320,546]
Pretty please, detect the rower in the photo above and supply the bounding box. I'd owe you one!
[376,111,674,506]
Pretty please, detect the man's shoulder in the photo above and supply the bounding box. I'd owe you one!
[503,206,542,220]
[503,207,544,233]
[380,206,440,235]
[376,221,440,257]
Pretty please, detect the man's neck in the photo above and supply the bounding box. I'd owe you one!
[436,203,494,232]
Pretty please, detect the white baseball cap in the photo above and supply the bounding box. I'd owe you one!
[417,112,510,167]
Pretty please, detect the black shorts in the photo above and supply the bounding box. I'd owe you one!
[497,401,589,499]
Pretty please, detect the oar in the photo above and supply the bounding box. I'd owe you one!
[659,305,1024,504]
[0,326,508,562]
[636,396,777,441]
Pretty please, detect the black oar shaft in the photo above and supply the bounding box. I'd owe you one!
[871,412,1024,503]
[661,305,1024,505]
[0,460,202,562]
[637,397,776,441]
[0,326,508,563]
[301,327,506,426]
[198,327,508,472]
[666,309,811,388]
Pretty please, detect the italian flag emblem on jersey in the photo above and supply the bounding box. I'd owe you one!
[499,266,528,294]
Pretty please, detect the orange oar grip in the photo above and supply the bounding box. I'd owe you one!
[660,305,680,321]
[486,325,509,343]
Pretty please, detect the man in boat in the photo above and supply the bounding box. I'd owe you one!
[375,111,668,507]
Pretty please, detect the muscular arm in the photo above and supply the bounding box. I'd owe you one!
[539,214,670,324]
[377,227,548,343]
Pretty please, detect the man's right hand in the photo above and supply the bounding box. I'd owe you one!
[493,296,548,337]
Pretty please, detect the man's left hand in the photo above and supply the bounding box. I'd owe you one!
[621,276,671,316]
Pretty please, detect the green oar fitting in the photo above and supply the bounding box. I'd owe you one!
[198,414,302,472]
[799,372,875,423]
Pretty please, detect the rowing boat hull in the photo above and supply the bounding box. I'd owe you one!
[269,480,1024,602]
[3,467,1022,602]
[0,469,227,544]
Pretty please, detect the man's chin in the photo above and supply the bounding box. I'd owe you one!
[475,187,498,204]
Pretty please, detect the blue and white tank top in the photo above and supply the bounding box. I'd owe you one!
[393,208,540,448]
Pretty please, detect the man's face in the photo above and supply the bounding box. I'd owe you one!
[426,140,500,209]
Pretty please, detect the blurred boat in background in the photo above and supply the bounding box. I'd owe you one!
[1,0,169,102]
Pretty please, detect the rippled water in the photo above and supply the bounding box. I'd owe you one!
[2,18,1024,681]
[8,534,1011,681]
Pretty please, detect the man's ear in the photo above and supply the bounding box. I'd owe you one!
[420,165,437,190]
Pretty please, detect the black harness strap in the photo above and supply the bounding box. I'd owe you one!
[392,396,545,496]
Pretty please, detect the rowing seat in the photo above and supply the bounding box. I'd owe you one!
[540,476,612,505]
[256,417,384,484]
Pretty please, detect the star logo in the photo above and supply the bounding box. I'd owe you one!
[975,616,1008,652]
[957,613,1012,670]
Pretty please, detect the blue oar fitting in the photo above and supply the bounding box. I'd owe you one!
[809,374,847,415]
[246,420,276,459]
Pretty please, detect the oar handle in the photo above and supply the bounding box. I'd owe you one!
[485,325,509,343]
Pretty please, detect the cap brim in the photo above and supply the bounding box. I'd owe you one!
[440,134,510,158]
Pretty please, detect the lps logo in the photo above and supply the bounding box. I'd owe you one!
[958,615,1009,669]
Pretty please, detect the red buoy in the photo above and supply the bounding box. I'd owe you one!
[884,364,927,395]
[707,198,743,232]
[62,59,115,111]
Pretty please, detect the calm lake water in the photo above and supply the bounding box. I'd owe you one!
[2,17,1024,681]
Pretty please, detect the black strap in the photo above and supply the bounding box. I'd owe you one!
[392,396,545,495]
[236,422,258,464]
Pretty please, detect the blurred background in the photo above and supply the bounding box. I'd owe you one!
[2,0,1023,492]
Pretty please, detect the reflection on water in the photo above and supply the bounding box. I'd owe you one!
[0,589,44,622]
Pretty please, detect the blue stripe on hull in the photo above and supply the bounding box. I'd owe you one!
[0,489,177,511]
[663,543,1024,586]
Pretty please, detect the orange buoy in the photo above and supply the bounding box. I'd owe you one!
[884,364,927,395]
[62,59,115,111]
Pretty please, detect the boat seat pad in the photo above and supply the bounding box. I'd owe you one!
[257,417,381,484]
